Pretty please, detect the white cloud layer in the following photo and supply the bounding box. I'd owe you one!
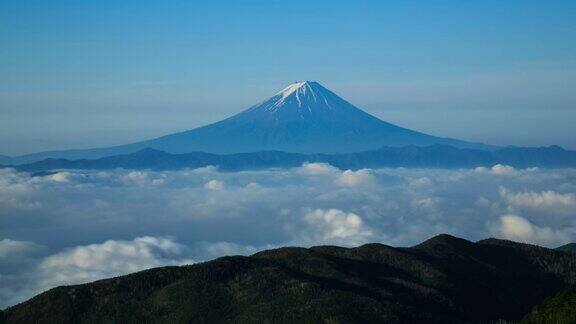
[1,164,576,307]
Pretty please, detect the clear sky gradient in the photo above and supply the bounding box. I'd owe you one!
[1,0,575,155]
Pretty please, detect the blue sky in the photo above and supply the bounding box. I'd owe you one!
[1,0,575,155]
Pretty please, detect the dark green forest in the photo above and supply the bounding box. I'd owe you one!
[3,234,576,323]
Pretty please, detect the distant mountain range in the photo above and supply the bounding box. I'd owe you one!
[7,144,576,173]
[3,234,576,323]
[5,81,494,164]
[0,155,11,165]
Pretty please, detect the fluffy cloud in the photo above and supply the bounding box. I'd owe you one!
[1,236,195,308]
[204,179,225,190]
[50,172,71,183]
[495,214,571,246]
[37,237,194,288]
[408,176,433,189]
[336,169,375,187]
[0,238,40,258]
[299,162,338,175]
[295,209,374,246]
[475,164,530,175]
[1,164,576,307]
[500,187,576,209]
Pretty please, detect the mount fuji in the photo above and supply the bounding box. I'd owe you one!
[11,81,492,163]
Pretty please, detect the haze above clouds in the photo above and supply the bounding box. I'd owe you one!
[1,164,576,307]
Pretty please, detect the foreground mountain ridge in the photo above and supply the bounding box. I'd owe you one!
[3,234,576,323]
[7,81,492,164]
[8,144,576,173]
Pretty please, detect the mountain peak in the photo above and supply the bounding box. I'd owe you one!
[10,80,493,162]
[276,81,322,102]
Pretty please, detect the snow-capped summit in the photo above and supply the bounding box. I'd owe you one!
[277,81,309,99]
[270,81,326,109]
[14,81,492,162]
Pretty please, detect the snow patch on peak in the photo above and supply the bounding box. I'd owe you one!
[277,81,308,100]
[272,81,324,110]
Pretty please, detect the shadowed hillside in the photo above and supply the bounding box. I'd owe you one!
[521,290,576,324]
[557,243,576,253]
[3,234,576,323]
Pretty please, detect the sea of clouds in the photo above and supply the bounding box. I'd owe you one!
[1,164,576,307]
